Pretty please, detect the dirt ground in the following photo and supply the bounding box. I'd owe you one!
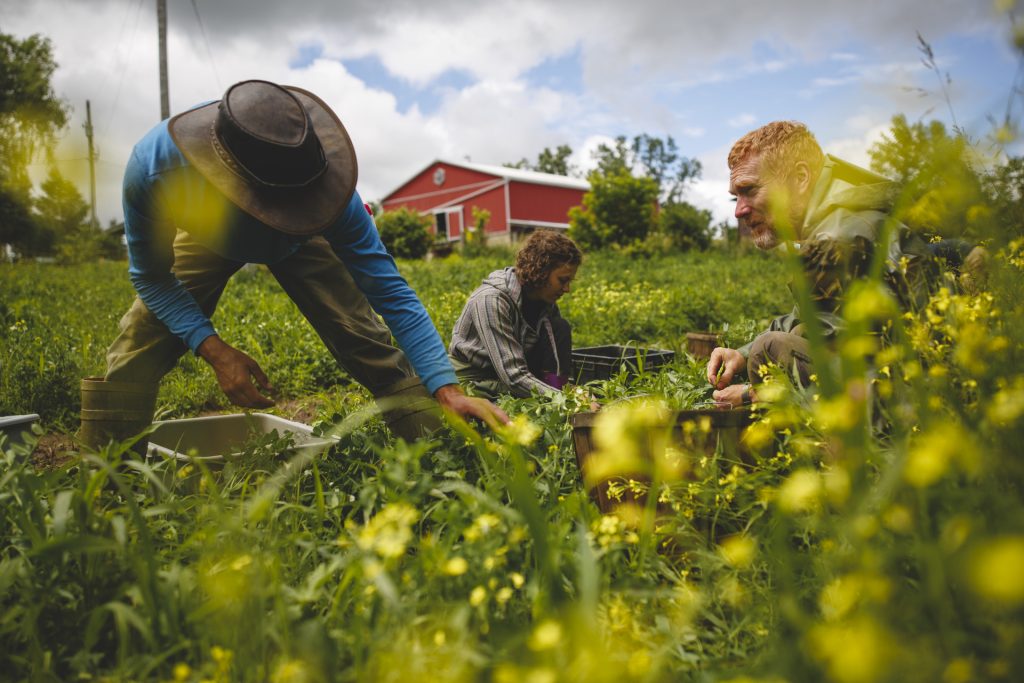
[26,396,328,471]
[31,432,78,469]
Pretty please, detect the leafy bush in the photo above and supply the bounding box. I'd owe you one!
[375,206,433,259]
[658,200,712,251]
[569,171,659,249]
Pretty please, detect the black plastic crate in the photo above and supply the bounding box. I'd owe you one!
[571,345,675,384]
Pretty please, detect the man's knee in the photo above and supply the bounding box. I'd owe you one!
[749,331,813,384]
[374,377,443,440]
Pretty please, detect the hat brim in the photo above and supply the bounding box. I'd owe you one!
[168,86,358,236]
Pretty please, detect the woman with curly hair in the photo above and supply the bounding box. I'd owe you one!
[449,229,582,398]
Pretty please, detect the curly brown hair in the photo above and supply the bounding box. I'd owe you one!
[514,230,582,291]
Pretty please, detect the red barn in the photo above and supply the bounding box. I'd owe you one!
[379,159,590,243]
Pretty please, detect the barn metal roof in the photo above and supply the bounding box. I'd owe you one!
[437,159,591,191]
[382,158,591,201]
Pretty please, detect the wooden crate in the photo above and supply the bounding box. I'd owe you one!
[571,408,754,514]
[685,332,720,359]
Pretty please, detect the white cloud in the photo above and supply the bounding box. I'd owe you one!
[824,120,893,171]
[688,141,736,225]
[728,113,757,128]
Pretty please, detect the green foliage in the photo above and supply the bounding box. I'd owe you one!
[506,144,576,176]
[0,251,788,428]
[592,134,702,203]
[0,32,67,171]
[461,205,491,257]
[536,144,575,176]
[374,206,433,259]
[868,114,988,238]
[658,201,713,251]
[31,167,89,261]
[981,155,1024,241]
[569,171,659,250]
[0,32,68,258]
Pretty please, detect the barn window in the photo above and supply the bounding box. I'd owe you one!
[434,207,462,241]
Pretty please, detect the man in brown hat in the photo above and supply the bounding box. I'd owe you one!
[89,79,508,445]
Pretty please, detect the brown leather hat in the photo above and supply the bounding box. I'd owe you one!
[168,79,357,235]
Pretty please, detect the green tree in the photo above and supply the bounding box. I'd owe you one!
[868,114,987,238]
[591,135,633,177]
[0,32,68,257]
[535,145,574,176]
[633,134,702,204]
[980,155,1024,241]
[659,201,712,251]
[568,171,659,250]
[504,144,576,176]
[34,167,110,263]
[592,134,701,202]
[375,206,433,259]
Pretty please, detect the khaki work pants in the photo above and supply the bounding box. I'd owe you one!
[104,231,441,440]
[748,331,814,387]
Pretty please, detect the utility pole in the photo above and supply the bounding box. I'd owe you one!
[157,0,169,120]
[84,99,98,228]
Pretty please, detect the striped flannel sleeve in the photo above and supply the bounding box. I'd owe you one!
[466,289,558,398]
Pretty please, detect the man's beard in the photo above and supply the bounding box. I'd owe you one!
[751,223,780,250]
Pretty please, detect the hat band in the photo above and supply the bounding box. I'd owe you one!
[212,114,328,189]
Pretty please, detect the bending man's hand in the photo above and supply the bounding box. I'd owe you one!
[198,335,275,409]
[706,347,747,390]
[434,384,511,430]
[712,383,755,409]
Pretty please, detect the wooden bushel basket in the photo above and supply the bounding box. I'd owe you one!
[685,332,720,359]
[571,408,754,514]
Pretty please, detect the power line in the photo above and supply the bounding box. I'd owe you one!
[190,0,222,92]
[100,0,147,141]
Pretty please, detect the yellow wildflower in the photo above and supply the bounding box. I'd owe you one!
[719,535,757,568]
[500,414,542,446]
[357,503,418,560]
[806,616,891,683]
[443,556,468,576]
[776,469,822,514]
[966,536,1024,607]
[528,619,562,650]
[270,658,312,683]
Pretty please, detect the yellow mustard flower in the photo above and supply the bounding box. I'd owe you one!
[528,619,562,651]
[776,469,822,514]
[443,556,468,576]
[357,502,418,560]
[966,536,1024,607]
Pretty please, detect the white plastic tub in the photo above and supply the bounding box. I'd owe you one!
[0,414,40,449]
[147,413,338,462]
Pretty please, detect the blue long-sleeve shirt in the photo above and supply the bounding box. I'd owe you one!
[122,119,456,394]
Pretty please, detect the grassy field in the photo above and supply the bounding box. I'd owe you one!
[1,245,1023,682]
[0,248,788,427]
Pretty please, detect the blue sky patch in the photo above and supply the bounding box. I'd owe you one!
[342,55,476,114]
[289,42,324,69]
[524,45,584,94]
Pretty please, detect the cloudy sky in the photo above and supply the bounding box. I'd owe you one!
[3,0,1020,226]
